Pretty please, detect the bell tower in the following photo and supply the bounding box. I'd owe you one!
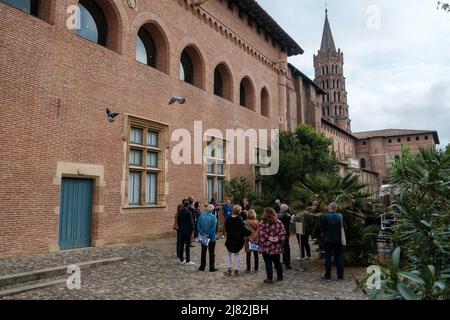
[314,9,351,132]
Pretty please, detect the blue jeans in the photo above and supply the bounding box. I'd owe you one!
[324,241,344,279]
[262,254,283,281]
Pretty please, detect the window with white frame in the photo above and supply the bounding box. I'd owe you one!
[205,138,226,203]
[127,119,166,207]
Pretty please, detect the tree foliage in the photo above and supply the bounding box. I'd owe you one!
[224,177,255,206]
[363,148,450,300]
[261,124,339,202]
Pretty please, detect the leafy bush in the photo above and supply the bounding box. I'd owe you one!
[224,177,255,206]
[362,148,450,300]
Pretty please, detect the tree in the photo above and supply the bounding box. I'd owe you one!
[261,124,339,202]
[437,1,450,12]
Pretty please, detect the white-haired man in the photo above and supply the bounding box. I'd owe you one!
[197,204,218,272]
[277,204,292,270]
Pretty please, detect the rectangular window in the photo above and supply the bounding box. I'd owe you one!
[131,127,144,145]
[205,138,226,203]
[128,171,141,205]
[130,149,142,166]
[127,117,167,207]
[148,131,159,147]
[207,177,214,203]
[146,173,158,205]
[217,178,224,203]
[147,152,158,168]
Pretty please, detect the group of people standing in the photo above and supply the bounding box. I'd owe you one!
[173,196,346,283]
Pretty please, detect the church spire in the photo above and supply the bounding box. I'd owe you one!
[320,9,336,53]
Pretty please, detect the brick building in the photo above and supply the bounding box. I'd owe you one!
[0,1,439,257]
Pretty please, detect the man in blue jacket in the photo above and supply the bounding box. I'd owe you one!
[197,204,218,272]
[320,202,346,281]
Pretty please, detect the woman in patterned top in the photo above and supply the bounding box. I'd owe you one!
[258,207,286,284]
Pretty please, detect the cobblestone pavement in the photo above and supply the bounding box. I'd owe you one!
[0,236,367,300]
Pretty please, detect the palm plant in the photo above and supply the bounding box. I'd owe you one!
[292,173,380,266]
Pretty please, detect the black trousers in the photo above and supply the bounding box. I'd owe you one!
[296,234,311,258]
[176,231,182,259]
[282,237,291,267]
[246,251,259,271]
[200,242,216,271]
[262,253,283,281]
[324,241,344,279]
[179,233,192,262]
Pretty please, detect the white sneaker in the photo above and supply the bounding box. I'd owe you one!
[186,261,195,265]
[180,260,186,265]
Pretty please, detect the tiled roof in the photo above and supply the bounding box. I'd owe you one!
[231,0,304,56]
[353,129,440,144]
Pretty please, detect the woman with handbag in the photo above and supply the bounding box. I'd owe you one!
[224,205,251,276]
[244,209,260,273]
[258,208,286,284]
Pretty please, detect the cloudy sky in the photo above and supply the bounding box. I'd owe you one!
[258,0,450,147]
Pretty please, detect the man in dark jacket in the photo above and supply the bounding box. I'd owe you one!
[320,202,346,281]
[187,196,196,247]
[178,199,195,265]
[277,204,292,270]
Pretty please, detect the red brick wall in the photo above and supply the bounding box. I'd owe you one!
[0,0,287,257]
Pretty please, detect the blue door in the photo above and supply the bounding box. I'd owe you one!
[59,178,93,250]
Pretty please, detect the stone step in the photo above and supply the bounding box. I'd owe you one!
[0,279,68,298]
[0,257,125,288]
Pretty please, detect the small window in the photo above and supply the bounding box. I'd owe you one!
[240,77,255,110]
[180,50,194,84]
[214,68,223,97]
[363,141,367,146]
[407,137,411,142]
[398,138,401,143]
[395,155,400,161]
[360,158,366,169]
[416,136,420,141]
[128,171,141,205]
[425,136,429,140]
[76,0,108,47]
[148,131,159,147]
[136,27,156,68]
[146,173,158,205]
[2,0,39,15]
[130,149,142,166]
[147,152,158,168]
[261,87,270,118]
[131,127,143,145]
[388,139,392,143]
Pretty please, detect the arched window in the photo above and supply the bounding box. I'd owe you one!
[239,77,255,110]
[339,106,343,115]
[180,51,193,84]
[338,92,341,103]
[2,0,39,15]
[76,0,108,47]
[335,106,338,115]
[394,155,400,161]
[213,63,233,101]
[334,92,337,102]
[261,87,270,118]
[337,80,340,89]
[327,106,330,116]
[180,46,205,89]
[135,23,169,73]
[136,28,156,67]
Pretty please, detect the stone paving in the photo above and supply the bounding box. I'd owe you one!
[0,236,367,300]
